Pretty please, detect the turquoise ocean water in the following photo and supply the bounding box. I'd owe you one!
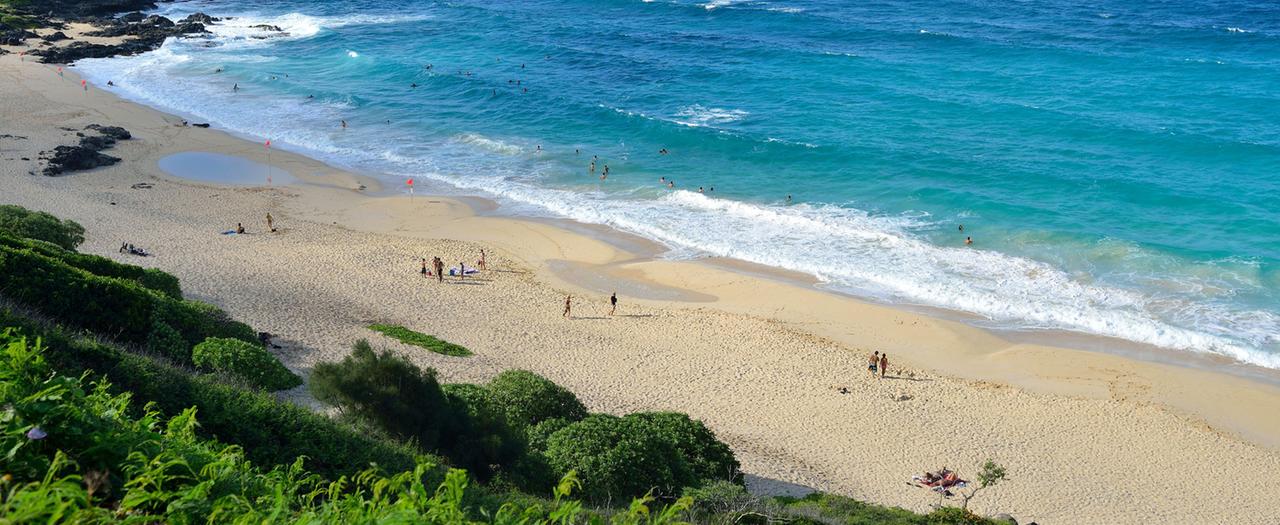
[76,0,1280,368]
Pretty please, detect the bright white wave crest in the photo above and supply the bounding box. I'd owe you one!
[454,133,524,155]
[72,13,1280,371]
[672,105,749,127]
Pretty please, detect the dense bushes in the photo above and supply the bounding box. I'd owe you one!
[487,369,588,428]
[626,412,742,485]
[311,341,535,483]
[0,242,254,356]
[0,331,692,524]
[440,383,528,481]
[311,339,452,447]
[0,204,84,249]
[0,234,182,298]
[0,309,422,479]
[535,413,740,502]
[543,414,696,502]
[193,337,303,391]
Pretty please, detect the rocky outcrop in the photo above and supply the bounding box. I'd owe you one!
[180,12,219,25]
[0,29,38,46]
[86,124,132,141]
[250,24,283,32]
[39,125,132,176]
[38,14,208,64]
[42,31,71,42]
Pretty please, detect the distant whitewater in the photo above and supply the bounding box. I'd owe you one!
[76,0,1280,369]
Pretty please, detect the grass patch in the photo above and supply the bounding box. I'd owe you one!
[368,323,473,357]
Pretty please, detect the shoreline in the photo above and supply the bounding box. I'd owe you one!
[6,34,1280,524]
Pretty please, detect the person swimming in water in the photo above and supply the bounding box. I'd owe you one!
[341,120,347,129]
[233,83,239,92]
[965,236,973,245]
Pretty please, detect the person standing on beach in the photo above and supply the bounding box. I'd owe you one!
[868,351,879,378]
[421,258,429,278]
[458,261,466,280]
[478,249,487,271]
[435,257,445,283]
[563,295,572,318]
[609,292,617,316]
[266,212,276,233]
[879,353,888,379]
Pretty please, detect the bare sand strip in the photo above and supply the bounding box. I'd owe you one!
[3,44,1280,524]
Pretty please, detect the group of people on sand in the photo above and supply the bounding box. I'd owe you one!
[562,292,618,319]
[420,250,488,282]
[868,350,889,379]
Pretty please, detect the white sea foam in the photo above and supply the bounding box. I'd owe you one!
[453,133,524,155]
[1226,27,1250,33]
[672,105,749,127]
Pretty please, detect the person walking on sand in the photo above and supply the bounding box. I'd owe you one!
[563,295,572,318]
[478,249,487,271]
[266,212,276,233]
[879,353,888,379]
[458,261,466,280]
[609,292,617,316]
[868,351,879,378]
[421,258,429,278]
[435,257,445,283]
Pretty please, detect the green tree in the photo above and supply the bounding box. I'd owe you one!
[309,339,451,449]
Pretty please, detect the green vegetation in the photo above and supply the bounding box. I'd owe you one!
[369,323,473,356]
[0,204,83,249]
[0,240,255,356]
[487,369,589,428]
[0,308,422,479]
[0,205,1005,523]
[0,331,690,524]
[0,234,182,298]
[193,337,304,391]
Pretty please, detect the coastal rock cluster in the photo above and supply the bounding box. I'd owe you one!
[40,125,132,176]
[35,13,213,64]
[0,0,219,65]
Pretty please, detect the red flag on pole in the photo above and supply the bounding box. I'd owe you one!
[406,178,413,186]
[265,139,271,149]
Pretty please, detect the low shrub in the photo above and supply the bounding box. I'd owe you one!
[192,337,302,391]
[625,412,742,485]
[0,234,182,298]
[486,369,588,429]
[543,414,693,502]
[0,204,84,249]
[0,244,254,353]
[310,339,452,449]
[368,323,473,356]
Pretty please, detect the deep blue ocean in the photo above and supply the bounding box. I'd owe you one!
[77,0,1280,368]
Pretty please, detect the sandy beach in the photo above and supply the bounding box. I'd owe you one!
[4,33,1280,524]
